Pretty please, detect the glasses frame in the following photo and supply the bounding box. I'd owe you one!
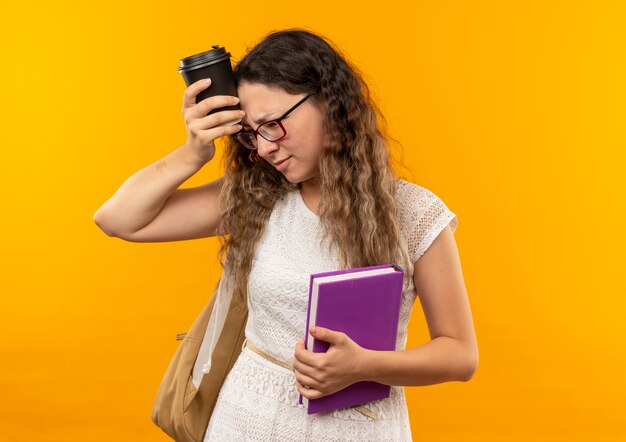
[234,93,315,150]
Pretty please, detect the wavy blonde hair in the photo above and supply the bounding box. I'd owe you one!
[217,29,411,303]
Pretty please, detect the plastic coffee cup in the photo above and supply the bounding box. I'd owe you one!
[178,45,240,115]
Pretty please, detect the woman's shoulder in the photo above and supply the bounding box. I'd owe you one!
[393,178,459,263]
[394,178,423,192]
[394,178,431,203]
[393,178,457,228]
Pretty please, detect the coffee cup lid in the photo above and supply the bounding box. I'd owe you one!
[178,45,231,73]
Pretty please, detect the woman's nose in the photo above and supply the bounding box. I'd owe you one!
[256,136,279,157]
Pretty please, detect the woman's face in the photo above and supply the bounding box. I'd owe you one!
[237,82,326,187]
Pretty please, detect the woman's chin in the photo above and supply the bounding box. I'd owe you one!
[283,175,301,184]
[279,170,301,184]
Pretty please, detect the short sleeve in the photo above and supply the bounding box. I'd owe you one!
[395,180,458,264]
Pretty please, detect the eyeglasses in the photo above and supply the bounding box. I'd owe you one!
[234,93,315,150]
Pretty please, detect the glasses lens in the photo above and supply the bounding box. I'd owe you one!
[258,121,286,141]
[236,132,257,150]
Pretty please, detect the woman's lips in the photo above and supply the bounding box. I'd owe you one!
[273,157,291,171]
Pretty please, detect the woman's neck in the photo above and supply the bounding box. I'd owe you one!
[299,178,321,215]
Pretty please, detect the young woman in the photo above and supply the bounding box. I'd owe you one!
[94,29,478,441]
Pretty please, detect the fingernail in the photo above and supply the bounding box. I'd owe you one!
[233,97,240,103]
[203,78,211,85]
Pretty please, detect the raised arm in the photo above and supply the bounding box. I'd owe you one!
[93,150,225,242]
[93,78,244,242]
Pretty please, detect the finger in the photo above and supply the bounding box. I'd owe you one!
[198,95,240,117]
[292,359,316,378]
[310,326,345,345]
[294,341,319,367]
[295,371,320,390]
[200,122,245,141]
[188,111,244,142]
[297,380,323,400]
[196,109,245,129]
[187,122,243,148]
[185,95,240,120]
[183,78,212,109]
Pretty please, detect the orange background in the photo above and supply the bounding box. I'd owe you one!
[1,1,625,440]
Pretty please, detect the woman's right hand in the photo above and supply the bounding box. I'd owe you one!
[181,78,245,164]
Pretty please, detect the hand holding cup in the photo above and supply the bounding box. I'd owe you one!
[177,45,242,164]
[181,79,244,164]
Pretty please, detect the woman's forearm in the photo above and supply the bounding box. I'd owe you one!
[361,337,478,386]
[93,143,208,237]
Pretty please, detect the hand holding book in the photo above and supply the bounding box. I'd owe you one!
[296,264,404,414]
[293,325,372,400]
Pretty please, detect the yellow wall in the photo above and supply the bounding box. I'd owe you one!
[1,1,624,440]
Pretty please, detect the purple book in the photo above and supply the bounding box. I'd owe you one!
[299,263,404,414]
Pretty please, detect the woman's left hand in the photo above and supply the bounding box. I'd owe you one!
[292,326,370,400]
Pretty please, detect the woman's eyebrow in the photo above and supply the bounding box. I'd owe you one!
[240,109,280,129]
[249,111,279,125]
